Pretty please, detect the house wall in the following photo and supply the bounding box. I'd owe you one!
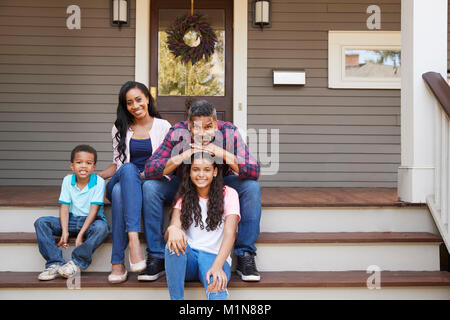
[0,0,448,187]
[0,0,136,185]
[247,0,402,187]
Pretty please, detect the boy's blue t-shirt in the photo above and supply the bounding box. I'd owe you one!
[58,174,106,222]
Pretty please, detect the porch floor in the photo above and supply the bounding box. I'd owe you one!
[0,186,414,207]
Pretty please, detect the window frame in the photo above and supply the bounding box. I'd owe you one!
[328,31,401,89]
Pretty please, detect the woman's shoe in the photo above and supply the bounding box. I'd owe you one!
[129,257,146,273]
[108,270,128,284]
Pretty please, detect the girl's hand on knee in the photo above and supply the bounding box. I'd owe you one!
[206,267,227,293]
[166,225,187,256]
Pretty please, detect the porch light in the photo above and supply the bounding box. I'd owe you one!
[252,0,271,29]
[111,0,129,27]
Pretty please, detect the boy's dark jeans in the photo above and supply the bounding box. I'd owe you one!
[34,213,109,269]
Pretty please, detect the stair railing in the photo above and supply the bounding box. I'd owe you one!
[423,71,450,251]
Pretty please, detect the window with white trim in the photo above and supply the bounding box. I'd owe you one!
[328,31,401,89]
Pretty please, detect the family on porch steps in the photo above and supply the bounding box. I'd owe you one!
[33,81,262,300]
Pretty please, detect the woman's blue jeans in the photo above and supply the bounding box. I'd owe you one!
[34,213,109,270]
[106,163,145,265]
[165,244,231,300]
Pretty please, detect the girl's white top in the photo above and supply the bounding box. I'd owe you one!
[111,117,172,170]
[174,185,241,266]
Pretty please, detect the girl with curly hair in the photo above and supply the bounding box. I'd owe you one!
[164,151,240,300]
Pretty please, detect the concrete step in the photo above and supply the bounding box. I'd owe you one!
[0,205,439,233]
[1,271,449,300]
[0,232,442,272]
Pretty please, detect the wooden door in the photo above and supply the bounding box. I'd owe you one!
[150,0,233,125]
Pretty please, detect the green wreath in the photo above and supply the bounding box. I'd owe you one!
[166,14,218,65]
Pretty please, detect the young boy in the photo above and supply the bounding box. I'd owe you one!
[34,144,109,280]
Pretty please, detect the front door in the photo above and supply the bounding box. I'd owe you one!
[150,0,233,124]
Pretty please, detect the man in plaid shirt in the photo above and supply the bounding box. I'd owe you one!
[137,100,262,282]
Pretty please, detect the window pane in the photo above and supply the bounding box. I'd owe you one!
[158,9,225,96]
[345,49,401,78]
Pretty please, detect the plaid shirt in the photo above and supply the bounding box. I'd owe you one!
[144,120,260,180]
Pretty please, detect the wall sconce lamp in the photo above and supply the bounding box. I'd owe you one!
[111,0,130,27]
[252,0,271,30]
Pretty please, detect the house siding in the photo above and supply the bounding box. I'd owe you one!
[247,0,402,187]
[0,0,448,187]
[0,0,136,185]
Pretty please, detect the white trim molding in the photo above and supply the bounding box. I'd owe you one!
[134,0,248,133]
[328,31,401,89]
[135,0,150,87]
[233,0,248,134]
[398,0,447,203]
[398,166,435,203]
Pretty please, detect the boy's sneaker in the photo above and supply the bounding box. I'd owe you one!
[236,252,261,281]
[137,255,165,281]
[58,261,80,279]
[38,264,61,281]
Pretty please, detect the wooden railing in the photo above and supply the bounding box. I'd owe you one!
[423,71,450,251]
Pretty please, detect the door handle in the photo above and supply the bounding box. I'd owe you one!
[150,86,157,104]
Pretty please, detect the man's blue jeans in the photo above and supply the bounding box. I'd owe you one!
[142,175,261,258]
[34,214,109,269]
[141,176,180,259]
[165,244,231,300]
[106,163,145,265]
[223,175,261,256]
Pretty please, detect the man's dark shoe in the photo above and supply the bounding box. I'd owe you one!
[236,251,260,281]
[137,254,165,281]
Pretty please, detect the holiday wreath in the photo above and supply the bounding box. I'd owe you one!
[166,14,218,65]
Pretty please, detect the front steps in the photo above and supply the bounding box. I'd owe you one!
[0,187,449,300]
[1,271,450,300]
[0,232,442,272]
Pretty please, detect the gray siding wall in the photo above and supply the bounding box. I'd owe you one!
[248,0,402,187]
[0,0,136,185]
[0,0,447,187]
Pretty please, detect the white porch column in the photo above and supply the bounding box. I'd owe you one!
[135,0,150,87]
[233,0,248,134]
[398,0,448,203]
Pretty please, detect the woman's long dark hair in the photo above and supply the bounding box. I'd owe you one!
[174,152,224,231]
[114,81,162,164]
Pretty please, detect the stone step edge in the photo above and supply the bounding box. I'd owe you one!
[1,271,449,289]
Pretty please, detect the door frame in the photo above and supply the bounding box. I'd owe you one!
[134,0,248,132]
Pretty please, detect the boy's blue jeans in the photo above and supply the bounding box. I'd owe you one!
[142,175,261,259]
[165,244,231,300]
[106,163,145,265]
[34,213,109,270]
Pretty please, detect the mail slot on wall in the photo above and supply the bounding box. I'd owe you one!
[273,70,306,86]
